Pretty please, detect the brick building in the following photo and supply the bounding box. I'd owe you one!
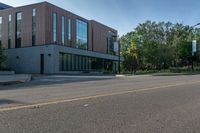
[0,2,119,74]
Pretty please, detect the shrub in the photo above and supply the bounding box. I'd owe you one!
[0,42,7,70]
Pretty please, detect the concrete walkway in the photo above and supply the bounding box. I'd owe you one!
[33,75,117,80]
[0,74,31,85]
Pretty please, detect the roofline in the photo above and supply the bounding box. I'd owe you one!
[43,1,89,22]
[0,1,47,12]
[0,2,13,9]
[90,20,117,33]
[0,1,117,32]
[1,1,89,22]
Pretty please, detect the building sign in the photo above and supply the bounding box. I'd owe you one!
[114,42,119,52]
[192,40,197,54]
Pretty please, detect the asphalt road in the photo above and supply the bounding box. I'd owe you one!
[0,75,200,133]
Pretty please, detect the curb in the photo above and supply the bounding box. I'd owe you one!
[0,74,32,86]
[0,81,23,86]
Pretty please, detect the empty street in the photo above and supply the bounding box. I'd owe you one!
[0,75,200,133]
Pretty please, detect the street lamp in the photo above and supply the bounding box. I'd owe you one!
[108,31,120,74]
[191,23,200,70]
[114,35,120,74]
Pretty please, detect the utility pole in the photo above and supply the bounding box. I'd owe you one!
[191,23,200,71]
[110,33,120,74]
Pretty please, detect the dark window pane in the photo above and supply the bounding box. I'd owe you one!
[62,16,65,45]
[32,9,36,46]
[15,12,22,48]
[53,13,57,43]
[0,17,2,45]
[68,19,72,46]
[71,54,75,71]
[76,19,88,50]
[8,39,11,49]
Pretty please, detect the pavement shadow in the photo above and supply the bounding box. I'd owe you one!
[0,76,115,91]
[0,99,24,105]
[151,73,200,76]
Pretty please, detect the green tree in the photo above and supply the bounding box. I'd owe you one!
[122,38,138,73]
[120,21,198,72]
[0,42,7,70]
[134,21,167,69]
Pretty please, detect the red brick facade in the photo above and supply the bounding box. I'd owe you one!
[0,2,118,54]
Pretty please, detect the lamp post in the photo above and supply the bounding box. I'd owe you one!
[191,23,200,70]
[109,31,120,74]
[113,35,120,74]
[118,37,120,74]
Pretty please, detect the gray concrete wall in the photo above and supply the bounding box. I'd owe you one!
[7,45,55,74]
[7,45,119,74]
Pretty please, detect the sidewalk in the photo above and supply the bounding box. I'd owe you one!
[32,75,117,80]
[0,74,31,85]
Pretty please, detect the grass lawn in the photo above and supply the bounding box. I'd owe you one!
[122,69,200,76]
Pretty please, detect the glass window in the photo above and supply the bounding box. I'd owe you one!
[68,54,72,71]
[85,57,88,70]
[9,15,11,21]
[76,19,88,50]
[8,15,12,48]
[59,53,63,71]
[53,13,57,43]
[81,56,84,70]
[8,39,11,48]
[62,16,65,45]
[59,53,114,72]
[32,8,36,17]
[88,57,92,71]
[73,55,76,71]
[68,18,72,46]
[75,55,79,71]
[16,12,22,48]
[79,56,82,71]
[107,31,116,55]
[63,54,67,71]
[0,17,2,45]
[32,9,36,46]
[17,13,22,20]
[71,54,75,70]
[83,56,86,70]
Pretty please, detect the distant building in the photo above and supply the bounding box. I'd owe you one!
[0,2,119,74]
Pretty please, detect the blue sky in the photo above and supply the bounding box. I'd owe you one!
[2,0,200,36]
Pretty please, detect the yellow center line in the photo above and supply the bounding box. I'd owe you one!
[1,80,200,112]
